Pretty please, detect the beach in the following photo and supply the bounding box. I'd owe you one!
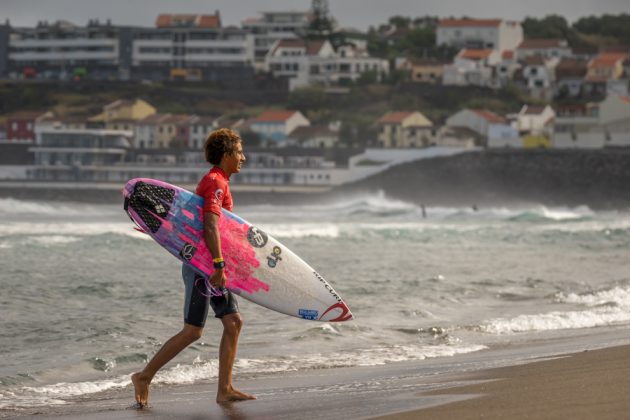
[6,328,630,419]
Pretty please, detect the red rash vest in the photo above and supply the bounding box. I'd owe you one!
[196,166,233,216]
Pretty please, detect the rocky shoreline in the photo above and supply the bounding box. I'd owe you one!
[335,149,630,210]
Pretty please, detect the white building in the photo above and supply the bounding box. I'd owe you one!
[241,11,310,68]
[189,116,219,150]
[265,38,388,90]
[520,55,559,100]
[443,48,500,87]
[132,28,254,71]
[436,18,523,52]
[514,105,556,136]
[553,96,630,149]
[494,50,521,87]
[7,20,121,80]
[516,39,572,61]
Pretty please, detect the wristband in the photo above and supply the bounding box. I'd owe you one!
[213,257,224,263]
[213,260,226,270]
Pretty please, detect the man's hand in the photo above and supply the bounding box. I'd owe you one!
[209,268,226,288]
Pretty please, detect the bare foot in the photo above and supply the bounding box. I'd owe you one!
[131,372,151,407]
[216,386,256,403]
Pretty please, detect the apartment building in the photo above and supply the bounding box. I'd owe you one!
[2,14,255,84]
[436,18,523,52]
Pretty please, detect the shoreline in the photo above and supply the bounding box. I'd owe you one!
[4,327,630,419]
[374,344,630,420]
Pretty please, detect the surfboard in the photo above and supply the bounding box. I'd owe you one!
[122,178,353,322]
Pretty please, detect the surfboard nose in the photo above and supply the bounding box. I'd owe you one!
[320,301,354,322]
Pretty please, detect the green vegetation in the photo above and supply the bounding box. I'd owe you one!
[522,14,630,48]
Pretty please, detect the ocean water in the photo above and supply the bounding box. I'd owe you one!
[1,193,630,410]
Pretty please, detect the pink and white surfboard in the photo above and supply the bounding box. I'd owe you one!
[123,178,353,322]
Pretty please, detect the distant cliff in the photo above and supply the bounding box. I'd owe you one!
[337,149,630,209]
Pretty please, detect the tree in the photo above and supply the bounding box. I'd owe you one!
[522,15,572,39]
[389,16,411,29]
[573,14,630,44]
[306,0,334,39]
[522,15,585,47]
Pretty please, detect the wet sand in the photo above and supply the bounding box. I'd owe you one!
[375,344,630,420]
[6,329,629,420]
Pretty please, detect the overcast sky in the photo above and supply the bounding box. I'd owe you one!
[1,0,628,30]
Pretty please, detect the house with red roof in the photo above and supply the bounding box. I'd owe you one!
[446,109,519,147]
[377,111,434,148]
[436,18,523,52]
[250,110,310,144]
[583,52,629,97]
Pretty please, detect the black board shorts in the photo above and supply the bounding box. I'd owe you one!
[182,264,239,327]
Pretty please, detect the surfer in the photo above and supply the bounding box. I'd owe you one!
[132,128,255,405]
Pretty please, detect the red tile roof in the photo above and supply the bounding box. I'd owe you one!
[156,14,221,28]
[255,110,298,123]
[439,19,502,27]
[502,50,515,60]
[460,48,493,60]
[620,96,630,105]
[590,52,628,68]
[472,109,506,123]
[379,112,415,124]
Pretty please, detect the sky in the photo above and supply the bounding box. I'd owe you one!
[1,0,628,30]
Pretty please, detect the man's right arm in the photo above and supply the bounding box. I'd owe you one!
[204,212,225,288]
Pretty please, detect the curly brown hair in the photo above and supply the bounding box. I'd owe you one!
[203,128,241,165]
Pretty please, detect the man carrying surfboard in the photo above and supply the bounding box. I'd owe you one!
[131,128,255,405]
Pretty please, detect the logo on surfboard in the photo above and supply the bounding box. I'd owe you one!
[247,226,268,248]
[267,246,282,268]
[179,243,197,261]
